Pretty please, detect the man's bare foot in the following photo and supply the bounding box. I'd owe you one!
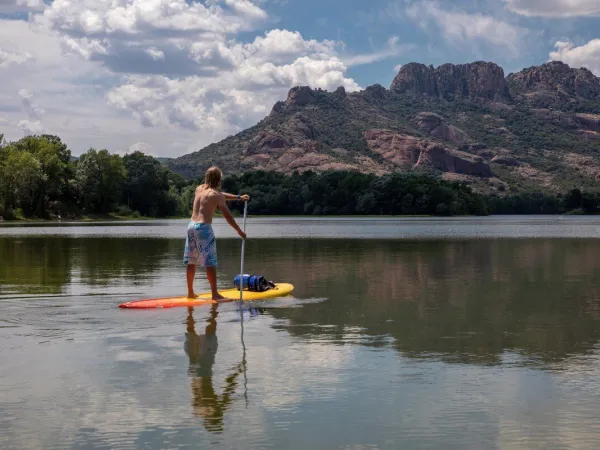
[187,293,198,299]
[212,292,226,301]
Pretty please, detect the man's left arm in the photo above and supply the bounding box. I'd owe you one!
[222,192,250,201]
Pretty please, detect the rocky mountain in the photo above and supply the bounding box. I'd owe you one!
[167,61,600,194]
[390,61,511,102]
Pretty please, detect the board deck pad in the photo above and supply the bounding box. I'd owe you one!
[119,283,294,309]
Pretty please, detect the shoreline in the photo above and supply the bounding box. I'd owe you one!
[1,212,595,223]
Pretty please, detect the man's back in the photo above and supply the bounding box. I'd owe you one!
[191,185,222,223]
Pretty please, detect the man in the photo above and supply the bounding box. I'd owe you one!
[184,166,249,300]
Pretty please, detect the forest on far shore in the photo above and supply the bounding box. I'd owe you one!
[1,134,599,221]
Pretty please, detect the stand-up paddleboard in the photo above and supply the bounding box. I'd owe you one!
[119,283,294,309]
[120,201,295,309]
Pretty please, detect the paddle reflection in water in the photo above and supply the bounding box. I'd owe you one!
[183,304,266,433]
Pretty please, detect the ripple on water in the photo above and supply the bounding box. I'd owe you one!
[5,224,600,449]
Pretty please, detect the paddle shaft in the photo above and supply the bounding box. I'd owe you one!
[239,201,248,302]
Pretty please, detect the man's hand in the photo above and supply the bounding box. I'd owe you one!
[240,194,250,201]
[238,230,247,240]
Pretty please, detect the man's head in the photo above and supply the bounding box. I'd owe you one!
[204,166,222,189]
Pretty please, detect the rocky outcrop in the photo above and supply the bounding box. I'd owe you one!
[244,142,390,175]
[491,155,521,166]
[244,131,291,156]
[416,145,493,177]
[391,61,511,102]
[508,61,600,102]
[364,129,492,177]
[530,108,579,129]
[364,129,423,167]
[287,114,316,140]
[389,63,438,96]
[416,112,469,146]
[364,84,388,101]
[529,110,600,138]
[285,86,318,107]
[334,86,347,98]
[576,113,600,132]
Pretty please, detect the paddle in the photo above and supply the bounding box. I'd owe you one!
[239,200,248,303]
[238,200,249,406]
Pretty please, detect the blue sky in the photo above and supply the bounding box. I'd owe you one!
[0,0,599,157]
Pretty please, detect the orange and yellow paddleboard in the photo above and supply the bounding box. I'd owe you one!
[118,283,294,309]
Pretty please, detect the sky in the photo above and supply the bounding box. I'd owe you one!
[0,0,599,158]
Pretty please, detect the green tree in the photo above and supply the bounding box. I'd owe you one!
[0,146,42,216]
[76,149,127,214]
[122,151,178,216]
[11,135,73,217]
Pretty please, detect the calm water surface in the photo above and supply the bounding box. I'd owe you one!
[2,217,600,449]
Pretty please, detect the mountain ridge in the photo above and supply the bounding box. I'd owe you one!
[167,60,600,195]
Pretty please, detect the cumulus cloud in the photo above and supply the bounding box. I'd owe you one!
[106,49,360,134]
[18,119,44,135]
[549,40,600,76]
[0,0,404,157]
[505,0,600,18]
[96,20,364,135]
[0,0,45,13]
[407,1,528,58]
[0,48,32,68]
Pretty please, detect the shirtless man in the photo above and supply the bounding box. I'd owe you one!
[184,166,249,300]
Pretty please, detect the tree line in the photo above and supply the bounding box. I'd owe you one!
[0,134,191,220]
[1,134,599,220]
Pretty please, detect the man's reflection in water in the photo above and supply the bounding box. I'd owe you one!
[184,305,265,433]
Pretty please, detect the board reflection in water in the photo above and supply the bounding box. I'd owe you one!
[183,304,266,433]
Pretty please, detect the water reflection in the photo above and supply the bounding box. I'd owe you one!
[184,305,266,433]
[0,237,72,295]
[253,239,600,368]
[4,235,600,370]
[0,237,178,295]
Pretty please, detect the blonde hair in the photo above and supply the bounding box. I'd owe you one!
[204,166,222,189]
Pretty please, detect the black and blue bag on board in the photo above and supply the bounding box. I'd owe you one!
[234,274,275,292]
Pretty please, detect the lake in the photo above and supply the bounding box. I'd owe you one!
[2,216,600,449]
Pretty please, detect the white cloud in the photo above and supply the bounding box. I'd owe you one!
[18,119,44,135]
[342,36,411,66]
[549,40,600,76]
[19,88,44,120]
[0,48,33,68]
[145,48,165,61]
[225,0,268,20]
[0,0,403,158]
[106,51,360,133]
[393,64,403,72]
[38,0,256,37]
[407,1,528,58]
[0,0,45,13]
[505,0,600,18]
[127,141,159,157]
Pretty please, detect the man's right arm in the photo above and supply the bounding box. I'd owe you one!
[216,194,246,239]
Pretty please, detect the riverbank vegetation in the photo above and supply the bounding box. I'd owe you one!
[1,134,599,220]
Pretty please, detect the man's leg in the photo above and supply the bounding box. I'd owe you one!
[206,266,225,301]
[187,264,196,298]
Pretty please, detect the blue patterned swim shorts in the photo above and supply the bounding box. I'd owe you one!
[183,221,218,267]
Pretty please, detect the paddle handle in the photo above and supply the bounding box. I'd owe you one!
[239,201,248,303]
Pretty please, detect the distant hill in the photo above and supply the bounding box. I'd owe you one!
[166,60,600,194]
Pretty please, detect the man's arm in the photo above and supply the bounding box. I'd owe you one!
[222,192,250,202]
[217,194,246,239]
